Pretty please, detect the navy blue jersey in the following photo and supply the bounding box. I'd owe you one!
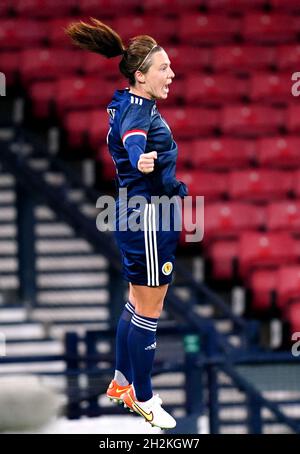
[106,88,187,199]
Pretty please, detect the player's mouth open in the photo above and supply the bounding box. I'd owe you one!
[163,85,169,94]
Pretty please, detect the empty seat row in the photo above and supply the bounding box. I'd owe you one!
[176,138,255,169]
[177,168,300,201]
[163,104,299,136]
[204,200,300,240]
[3,45,300,81]
[1,13,300,50]
[185,72,294,104]
[2,0,146,17]
[3,47,298,107]
[176,137,300,170]
[250,266,300,311]
[3,46,297,105]
[28,77,123,118]
[207,0,300,11]
[0,17,177,49]
[3,0,300,17]
[178,200,300,252]
[207,232,300,281]
[64,105,282,148]
[211,45,300,72]
[164,104,300,136]
[64,110,109,150]
[249,267,300,332]
[61,104,300,154]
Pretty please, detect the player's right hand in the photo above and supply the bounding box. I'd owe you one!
[137,151,157,174]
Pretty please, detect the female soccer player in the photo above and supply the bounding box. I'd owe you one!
[66,18,187,430]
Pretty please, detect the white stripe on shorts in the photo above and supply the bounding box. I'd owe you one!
[144,204,159,287]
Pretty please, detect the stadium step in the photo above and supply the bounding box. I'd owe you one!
[37,289,108,305]
[0,322,47,340]
[31,306,109,322]
[0,306,27,322]
[0,162,110,318]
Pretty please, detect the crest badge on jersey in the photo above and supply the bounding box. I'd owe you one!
[162,261,173,276]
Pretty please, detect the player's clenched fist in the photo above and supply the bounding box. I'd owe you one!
[137,151,157,174]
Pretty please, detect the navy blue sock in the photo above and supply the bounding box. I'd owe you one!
[128,312,158,402]
[114,301,135,385]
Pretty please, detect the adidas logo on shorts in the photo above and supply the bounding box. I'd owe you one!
[145,342,157,351]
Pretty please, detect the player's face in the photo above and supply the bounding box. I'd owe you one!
[143,50,175,100]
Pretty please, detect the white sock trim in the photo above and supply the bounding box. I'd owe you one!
[125,301,135,315]
[133,313,157,327]
[131,314,158,332]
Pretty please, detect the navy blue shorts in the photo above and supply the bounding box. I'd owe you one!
[114,197,181,287]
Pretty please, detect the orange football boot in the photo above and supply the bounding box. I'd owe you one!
[106,379,132,404]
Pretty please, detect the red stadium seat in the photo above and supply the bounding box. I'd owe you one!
[14,0,77,17]
[221,105,285,136]
[208,239,239,280]
[64,110,108,149]
[79,0,140,16]
[0,2,11,14]
[184,74,248,105]
[238,231,297,279]
[89,110,110,150]
[29,81,56,118]
[250,71,292,103]
[257,136,300,168]
[48,17,83,48]
[158,79,185,107]
[178,14,239,44]
[208,0,266,11]
[174,141,192,169]
[144,0,198,14]
[286,105,300,133]
[64,110,90,148]
[20,48,82,85]
[204,202,265,241]
[277,266,300,309]
[160,107,219,138]
[98,145,116,181]
[249,269,277,312]
[243,13,296,43]
[82,52,120,78]
[165,46,212,74]
[0,51,20,85]
[213,45,276,72]
[0,19,48,49]
[270,0,300,11]
[178,202,205,247]
[291,170,300,198]
[191,138,255,169]
[114,0,143,9]
[56,77,115,117]
[176,170,228,199]
[114,16,177,44]
[228,169,292,201]
[285,302,300,334]
[266,201,300,233]
[277,45,300,70]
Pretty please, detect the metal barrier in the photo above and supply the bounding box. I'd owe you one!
[0,326,299,433]
[63,328,300,434]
